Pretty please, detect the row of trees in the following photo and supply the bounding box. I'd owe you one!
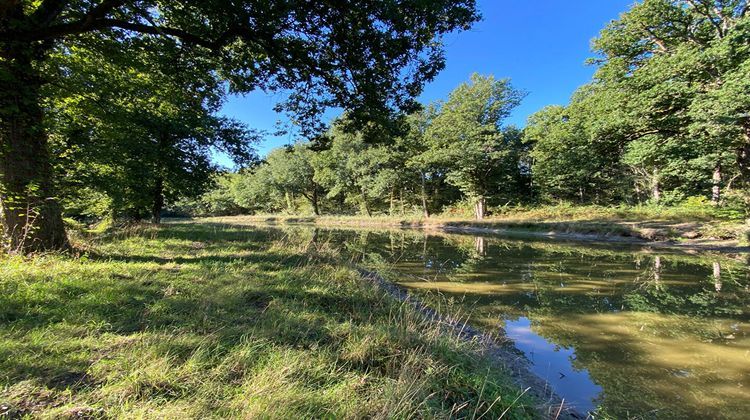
[199,0,750,218]
[4,1,747,251]
[526,0,750,205]
[194,74,530,220]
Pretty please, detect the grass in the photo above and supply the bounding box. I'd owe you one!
[214,203,750,245]
[0,222,535,419]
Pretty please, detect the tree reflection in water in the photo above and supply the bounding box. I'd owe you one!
[267,226,749,419]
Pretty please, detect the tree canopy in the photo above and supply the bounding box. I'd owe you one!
[0,0,479,252]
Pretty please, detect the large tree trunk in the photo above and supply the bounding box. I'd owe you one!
[420,172,430,218]
[712,161,722,205]
[0,43,68,253]
[474,196,486,220]
[152,176,164,224]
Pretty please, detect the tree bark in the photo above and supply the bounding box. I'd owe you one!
[152,176,164,224]
[420,172,430,218]
[0,42,68,253]
[712,161,722,205]
[360,188,371,217]
[474,196,486,220]
[311,187,320,216]
[651,168,661,202]
[474,236,486,256]
[713,261,722,292]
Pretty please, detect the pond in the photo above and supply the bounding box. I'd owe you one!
[260,225,750,418]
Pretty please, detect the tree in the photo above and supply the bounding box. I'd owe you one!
[314,123,397,216]
[401,106,440,217]
[48,39,257,223]
[262,144,324,215]
[195,173,249,216]
[524,88,632,204]
[425,74,525,219]
[0,0,479,252]
[592,0,750,204]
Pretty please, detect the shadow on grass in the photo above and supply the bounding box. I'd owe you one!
[0,224,381,395]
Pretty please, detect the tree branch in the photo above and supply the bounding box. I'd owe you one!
[0,17,221,49]
[685,0,725,38]
[641,26,668,53]
[30,0,68,26]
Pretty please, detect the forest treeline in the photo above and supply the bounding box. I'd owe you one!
[185,1,750,220]
[2,1,749,252]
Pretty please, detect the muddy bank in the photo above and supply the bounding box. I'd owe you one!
[357,268,585,420]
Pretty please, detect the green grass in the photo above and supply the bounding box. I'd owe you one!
[0,223,535,419]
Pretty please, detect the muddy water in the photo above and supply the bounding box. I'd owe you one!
[275,226,749,419]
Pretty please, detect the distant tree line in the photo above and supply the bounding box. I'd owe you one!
[191,0,750,219]
[187,74,529,220]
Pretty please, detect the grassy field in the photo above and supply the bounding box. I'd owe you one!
[213,204,750,246]
[0,222,535,419]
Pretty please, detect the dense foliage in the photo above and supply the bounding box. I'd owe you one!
[205,0,749,220]
[3,0,749,251]
[526,0,750,209]
[0,0,479,253]
[201,75,531,219]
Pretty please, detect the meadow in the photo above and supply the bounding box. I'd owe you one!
[0,222,535,419]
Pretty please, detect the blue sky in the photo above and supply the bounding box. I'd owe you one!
[217,0,634,166]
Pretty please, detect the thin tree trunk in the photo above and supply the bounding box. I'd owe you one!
[361,188,371,217]
[285,191,295,213]
[311,188,320,216]
[0,43,68,253]
[420,172,430,218]
[651,168,661,202]
[389,187,395,216]
[713,261,722,292]
[712,161,722,205]
[152,176,164,224]
[474,236,486,256]
[474,196,486,220]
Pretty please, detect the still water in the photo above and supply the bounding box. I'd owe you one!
[275,226,749,418]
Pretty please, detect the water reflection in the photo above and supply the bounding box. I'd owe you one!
[254,226,750,418]
[504,317,602,413]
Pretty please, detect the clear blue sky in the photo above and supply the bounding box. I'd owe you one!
[217,0,634,166]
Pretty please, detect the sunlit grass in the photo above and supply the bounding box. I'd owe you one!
[0,223,535,418]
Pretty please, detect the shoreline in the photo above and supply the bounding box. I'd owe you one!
[197,215,750,253]
[357,268,584,419]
